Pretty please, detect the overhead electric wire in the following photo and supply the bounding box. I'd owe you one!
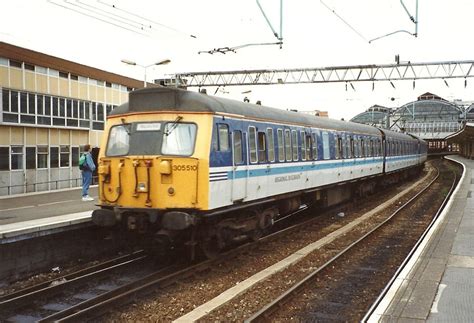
[72,0,147,31]
[320,0,369,43]
[96,0,198,38]
[47,0,149,37]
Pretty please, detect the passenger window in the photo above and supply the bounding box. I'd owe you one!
[277,129,284,161]
[285,129,291,161]
[217,124,229,151]
[266,128,275,162]
[336,136,343,159]
[233,131,243,164]
[258,132,267,162]
[292,130,298,161]
[305,134,311,160]
[322,131,330,160]
[360,139,365,157]
[249,126,257,163]
[312,133,318,160]
[350,137,355,158]
[301,131,306,161]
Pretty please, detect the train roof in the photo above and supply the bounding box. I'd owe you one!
[111,87,381,136]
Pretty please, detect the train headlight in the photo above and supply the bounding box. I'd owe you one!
[168,187,175,195]
[159,160,172,174]
[137,182,147,192]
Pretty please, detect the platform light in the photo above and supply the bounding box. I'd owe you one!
[121,59,171,87]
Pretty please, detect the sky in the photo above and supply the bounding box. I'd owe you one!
[1,0,473,120]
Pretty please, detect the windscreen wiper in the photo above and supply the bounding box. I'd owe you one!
[165,116,183,136]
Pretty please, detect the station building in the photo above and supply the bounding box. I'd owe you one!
[0,42,142,196]
[351,92,465,153]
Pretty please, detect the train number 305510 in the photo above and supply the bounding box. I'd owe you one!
[172,165,198,171]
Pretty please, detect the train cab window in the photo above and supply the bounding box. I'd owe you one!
[266,128,275,162]
[162,123,197,156]
[277,129,284,161]
[249,126,258,163]
[284,129,292,161]
[312,133,318,160]
[292,130,298,161]
[258,132,267,162]
[106,124,130,156]
[305,134,311,161]
[322,131,330,160]
[217,124,230,151]
[233,131,243,164]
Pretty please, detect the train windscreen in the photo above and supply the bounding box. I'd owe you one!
[106,122,196,157]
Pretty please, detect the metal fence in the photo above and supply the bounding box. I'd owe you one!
[0,176,98,196]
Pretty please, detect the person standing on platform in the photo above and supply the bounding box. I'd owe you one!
[80,144,96,201]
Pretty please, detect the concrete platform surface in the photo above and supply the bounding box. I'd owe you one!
[369,155,474,322]
[0,186,98,242]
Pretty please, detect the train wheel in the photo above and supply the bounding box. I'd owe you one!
[201,235,221,259]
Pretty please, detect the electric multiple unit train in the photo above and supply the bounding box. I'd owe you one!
[92,87,427,256]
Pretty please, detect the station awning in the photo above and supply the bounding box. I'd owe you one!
[446,122,474,143]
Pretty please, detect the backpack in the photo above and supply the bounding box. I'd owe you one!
[79,154,87,170]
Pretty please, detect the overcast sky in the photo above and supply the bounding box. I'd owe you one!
[1,0,473,120]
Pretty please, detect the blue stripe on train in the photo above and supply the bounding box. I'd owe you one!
[209,155,420,181]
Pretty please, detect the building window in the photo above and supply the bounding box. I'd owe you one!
[50,147,59,168]
[2,89,9,111]
[20,92,28,113]
[60,145,70,167]
[11,146,23,170]
[9,60,22,68]
[26,147,36,169]
[24,63,35,71]
[35,66,47,74]
[28,93,35,114]
[72,147,79,167]
[37,146,48,169]
[10,91,18,112]
[0,147,9,170]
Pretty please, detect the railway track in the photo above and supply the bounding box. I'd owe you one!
[244,160,458,322]
[0,203,314,322]
[0,163,442,322]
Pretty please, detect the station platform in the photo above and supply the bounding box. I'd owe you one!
[0,187,98,243]
[369,155,474,322]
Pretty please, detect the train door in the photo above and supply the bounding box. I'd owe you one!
[231,130,247,201]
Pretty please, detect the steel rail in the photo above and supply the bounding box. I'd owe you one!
[361,169,458,322]
[0,251,147,312]
[245,167,442,322]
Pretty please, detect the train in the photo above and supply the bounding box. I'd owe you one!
[92,87,428,257]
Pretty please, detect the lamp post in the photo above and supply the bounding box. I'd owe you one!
[121,59,171,88]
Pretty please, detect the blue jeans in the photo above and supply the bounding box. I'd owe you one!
[82,170,92,197]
